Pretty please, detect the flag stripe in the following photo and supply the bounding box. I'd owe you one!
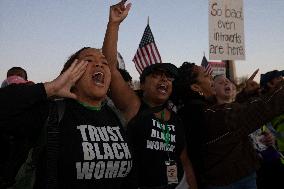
[133,56,143,74]
[136,58,143,74]
[144,44,155,63]
[135,63,142,74]
[134,53,144,73]
[149,43,158,63]
[138,48,150,68]
[153,43,162,62]
[141,47,151,67]
[137,48,148,69]
[201,55,213,75]
[151,43,160,63]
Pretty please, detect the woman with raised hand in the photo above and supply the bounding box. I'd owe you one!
[0,18,133,189]
[102,1,197,189]
[173,62,284,189]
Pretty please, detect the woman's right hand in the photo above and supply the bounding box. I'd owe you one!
[44,59,87,99]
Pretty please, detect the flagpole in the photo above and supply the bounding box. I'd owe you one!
[147,16,150,25]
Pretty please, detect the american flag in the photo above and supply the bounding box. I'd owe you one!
[201,55,213,75]
[132,24,162,74]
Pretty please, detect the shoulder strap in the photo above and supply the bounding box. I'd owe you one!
[54,99,66,123]
[46,99,65,189]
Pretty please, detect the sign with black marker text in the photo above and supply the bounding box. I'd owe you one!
[209,0,245,60]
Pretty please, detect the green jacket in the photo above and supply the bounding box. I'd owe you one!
[270,114,284,152]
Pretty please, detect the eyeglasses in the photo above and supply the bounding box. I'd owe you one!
[151,70,175,82]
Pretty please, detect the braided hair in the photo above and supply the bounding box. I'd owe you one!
[172,62,200,106]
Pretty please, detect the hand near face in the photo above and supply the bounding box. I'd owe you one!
[44,60,87,99]
[109,0,131,24]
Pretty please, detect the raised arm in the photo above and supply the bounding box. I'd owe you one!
[102,0,140,123]
[235,81,284,135]
[236,69,260,102]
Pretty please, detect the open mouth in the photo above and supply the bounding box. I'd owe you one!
[224,86,231,93]
[92,72,104,86]
[157,84,167,94]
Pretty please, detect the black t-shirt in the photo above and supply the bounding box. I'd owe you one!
[127,102,185,188]
[55,99,132,188]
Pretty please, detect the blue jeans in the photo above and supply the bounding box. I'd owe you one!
[206,172,257,189]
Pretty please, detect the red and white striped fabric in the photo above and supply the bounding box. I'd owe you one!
[201,55,213,75]
[132,24,162,74]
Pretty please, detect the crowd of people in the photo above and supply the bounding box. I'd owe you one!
[0,1,284,189]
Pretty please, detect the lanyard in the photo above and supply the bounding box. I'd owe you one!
[160,110,170,150]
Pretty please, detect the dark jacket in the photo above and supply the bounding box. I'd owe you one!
[178,82,284,186]
[0,84,47,188]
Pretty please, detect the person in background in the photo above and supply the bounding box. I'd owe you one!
[1,76,34,88]
[213,74,283,189]
[1,67,33,88]
[173,62,284,189]
[102,1,197,188]
[213,75,235,104]
[259,70,284,156]
[255,69,284,189]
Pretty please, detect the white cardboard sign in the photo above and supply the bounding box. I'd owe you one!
[209,0,245,60]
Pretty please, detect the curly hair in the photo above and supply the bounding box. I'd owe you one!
[60,47,91,74]
[172,62,200,105]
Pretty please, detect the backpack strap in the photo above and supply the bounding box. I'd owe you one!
[46,99,65,189]
[55,99,65,123]
[11,99,65,189]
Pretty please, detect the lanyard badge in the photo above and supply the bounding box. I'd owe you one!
[165,160,178,184]
[160,110,178,184]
